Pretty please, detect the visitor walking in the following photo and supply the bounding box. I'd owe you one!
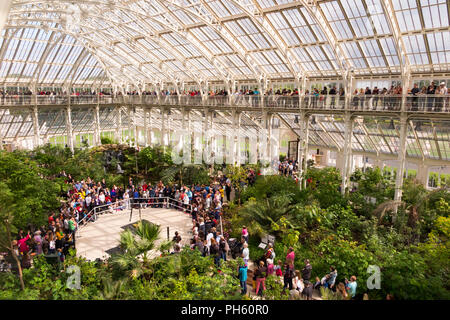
[255,260,267,296]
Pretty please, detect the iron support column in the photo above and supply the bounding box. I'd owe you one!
[127,106,134,147]
[394,115,408,203]
[302,115,310,190]
[236,111,241,167]
[134,107,138,147]
[93,104,101,146]
[144,108,148,147]
[161,108,166,147]
[31,105,40,148]
[341,114,354,195]
[231,109,236,166]
[115,107,122,144]
[149,108,153,146]
[297,111,308,189]
[65,106,74,153]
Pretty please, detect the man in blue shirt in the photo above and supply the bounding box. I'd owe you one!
[238,265,248,295]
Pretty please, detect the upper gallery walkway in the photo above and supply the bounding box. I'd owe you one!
[1,94,449,118]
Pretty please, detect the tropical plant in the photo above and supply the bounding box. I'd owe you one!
[239,193,298,238]
[110,220,160,279]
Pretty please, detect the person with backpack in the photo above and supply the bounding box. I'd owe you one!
[302,281,313,300]
[255,260,267,296]
[302,259,312,282]
[264,243,275,261]
[202,239,210,257]
[210,238,220,267]
[218,236,227,262]
[283,261,295,291]
[328,266,338,291]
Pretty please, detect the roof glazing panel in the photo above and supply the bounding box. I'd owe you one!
[0,0,448,85]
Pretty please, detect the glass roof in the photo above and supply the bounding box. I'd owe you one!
[0,0,448,86]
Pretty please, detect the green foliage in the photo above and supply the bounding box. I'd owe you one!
[348,168,396,217]
[264,275,289,300]
[100,136,116,145]
[240,194,299,238]
[0,150,61,229]
[314,238,374,293]
[240,175,303,204]
[305,167,347,208]
[319,287,347,300]
[228,168,449,300]
[1,141,449,300]
[161,164,210,186]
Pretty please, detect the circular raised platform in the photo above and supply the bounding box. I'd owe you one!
[76,207,193,261]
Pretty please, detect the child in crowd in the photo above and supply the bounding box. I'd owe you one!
[274,259,283,278]
[266,258,274,276]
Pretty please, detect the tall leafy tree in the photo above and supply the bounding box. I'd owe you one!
[0,151,61,229]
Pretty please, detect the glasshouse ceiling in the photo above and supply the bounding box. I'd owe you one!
[0,0,449,87]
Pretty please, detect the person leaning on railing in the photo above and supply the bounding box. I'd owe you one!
[436,82,448,112]
[427,82,436,111]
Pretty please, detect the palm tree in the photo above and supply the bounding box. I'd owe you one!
[372,200,404,224]
[99,277,126,300]
[372,181,446,227]
[240,193,297,236]
[403,184,447,227]
[161,163,210,185]
[110,220,160,278]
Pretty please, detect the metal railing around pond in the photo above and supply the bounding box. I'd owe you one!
[75,197,193,234]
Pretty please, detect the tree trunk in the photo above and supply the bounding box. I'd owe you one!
[5,222,25,291]
[11,250,25,291]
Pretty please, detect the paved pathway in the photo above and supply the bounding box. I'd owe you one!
[76,206,192,261]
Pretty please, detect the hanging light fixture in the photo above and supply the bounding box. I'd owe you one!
[311,116,316,125]
[294,115,299,124]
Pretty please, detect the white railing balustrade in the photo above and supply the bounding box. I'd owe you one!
[75,197,193,235]
[0,93,448,113]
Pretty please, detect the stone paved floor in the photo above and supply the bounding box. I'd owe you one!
[76,206,192,261]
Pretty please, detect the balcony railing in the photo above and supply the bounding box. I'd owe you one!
[0,93,448,113]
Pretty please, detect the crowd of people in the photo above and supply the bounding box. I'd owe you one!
[8,170,239,270]
[278,159,298,177]
[237,241,358,300]
[1,82,448,112]
[12,212,76,270]
[7,164,364,300]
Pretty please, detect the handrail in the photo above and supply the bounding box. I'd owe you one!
[76,196,193,233]
[76,198,131,227]
[133,197,193,213]
[0,94,448,113]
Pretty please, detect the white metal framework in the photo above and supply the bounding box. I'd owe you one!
[0,1,449,199]
[0,0,449,87]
